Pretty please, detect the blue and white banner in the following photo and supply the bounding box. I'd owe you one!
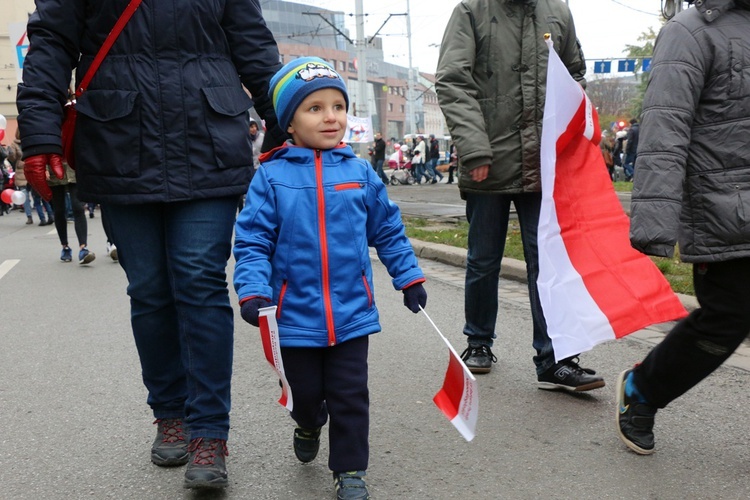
[345,114,374,144]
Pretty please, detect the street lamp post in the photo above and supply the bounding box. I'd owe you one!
[405,0,415,136]
[355,0,368,119]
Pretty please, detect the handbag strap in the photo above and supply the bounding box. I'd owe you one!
[76,0,143,97]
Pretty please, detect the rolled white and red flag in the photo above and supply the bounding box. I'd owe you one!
[258,306,293,411]
[421,307,478,442]
[537,38,688,361]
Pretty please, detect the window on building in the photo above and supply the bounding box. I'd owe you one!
[389,103,393,112]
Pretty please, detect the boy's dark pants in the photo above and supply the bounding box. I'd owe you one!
[282,336,369,473]
[633,258,750,408]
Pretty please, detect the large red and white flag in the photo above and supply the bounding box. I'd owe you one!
[258,306,293,411]
[538,39,687,361]
[421,307,478,442]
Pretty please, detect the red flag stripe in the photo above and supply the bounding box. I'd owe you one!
[432,351,465,420]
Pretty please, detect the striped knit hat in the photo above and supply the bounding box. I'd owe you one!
[269,56,349,131]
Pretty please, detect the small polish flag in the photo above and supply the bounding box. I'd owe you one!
[258,306,293,411]
[538,39,687,361]
[421,307,478,442]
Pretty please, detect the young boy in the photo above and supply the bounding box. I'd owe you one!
[233,57,427,500]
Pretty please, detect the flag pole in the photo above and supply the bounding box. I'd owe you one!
[419,306,476,381]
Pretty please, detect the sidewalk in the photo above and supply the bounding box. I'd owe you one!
[409,238,750,372]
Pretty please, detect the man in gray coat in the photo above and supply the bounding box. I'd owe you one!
[435,0,604,391]
[617,0,750,456]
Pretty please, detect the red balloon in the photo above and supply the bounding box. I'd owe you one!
[1,188,14,204]
[0,129,4,142]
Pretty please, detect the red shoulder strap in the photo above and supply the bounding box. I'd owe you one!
[76,0,143,96]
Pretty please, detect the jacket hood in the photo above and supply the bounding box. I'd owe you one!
[259,141,357,164]
[693,0,737,20]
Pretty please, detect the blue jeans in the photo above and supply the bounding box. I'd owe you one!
[426,158,443,181]
[104,197,238,440]
[623,153,636,180]
[22,186,33,217]
[463,192,555,374]
[414,162,431,183]
[373,158,389,184]
[31,189,53,221]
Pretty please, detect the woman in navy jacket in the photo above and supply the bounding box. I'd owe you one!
[16,0,285,489]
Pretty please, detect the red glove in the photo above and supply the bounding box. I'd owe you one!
[23,154,64,201]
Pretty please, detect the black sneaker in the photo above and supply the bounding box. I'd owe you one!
[460,345,497,374]
[151,418,189,467]
[333,470,370,500]
[616,369,656,455]
[537,357,605,392]
[293,426,321,463]
[183,438,228,489]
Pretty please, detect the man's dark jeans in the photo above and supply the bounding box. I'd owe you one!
[463,191,555,374]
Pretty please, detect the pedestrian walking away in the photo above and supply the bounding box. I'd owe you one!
[234,56,427,500]
[435,0,604,391]
[17,0,286,490]
[372,132,389,184]
[426,134,444,183]
[623,118,639,181]
[47,163,95,265]
[617,0,750,456]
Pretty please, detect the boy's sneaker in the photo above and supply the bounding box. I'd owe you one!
[460,344,497,374]
[78,247,96,265]
[106,242,118,261]
[537,357,605,392]
[60,246,72,262]
[616,369,656,455]
[333,471,370,500]
[151,418,189,467]
[293,426,321,463]
[183,438,228,489]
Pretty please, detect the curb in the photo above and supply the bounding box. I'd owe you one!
[410,238,699,312]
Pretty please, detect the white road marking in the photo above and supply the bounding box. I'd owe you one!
[0,259,20,280]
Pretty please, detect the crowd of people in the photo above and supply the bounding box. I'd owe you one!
[5,0,749,497]
[369,133,455,186]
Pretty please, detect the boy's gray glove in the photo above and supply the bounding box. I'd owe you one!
[240,297,272,327]
[402,283,427,313]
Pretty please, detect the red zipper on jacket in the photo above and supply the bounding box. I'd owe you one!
[315,149,336,346]
[361,271,373,308]
[276,280,288,319]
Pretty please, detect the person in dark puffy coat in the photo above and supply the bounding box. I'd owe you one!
[617,0,750,457]
[16,0,285,489]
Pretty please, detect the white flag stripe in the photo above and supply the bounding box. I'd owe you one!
[258,306,294,411]
[583,95,595,141]
[450,415,476,442]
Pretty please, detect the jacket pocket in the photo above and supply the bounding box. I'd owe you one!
[75,89,140,177]
[202,86,254,169]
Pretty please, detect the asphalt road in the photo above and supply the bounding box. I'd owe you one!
[383,177,633,220]
[1,203,748,500]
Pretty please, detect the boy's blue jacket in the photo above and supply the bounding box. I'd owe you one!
[233,143,425,348]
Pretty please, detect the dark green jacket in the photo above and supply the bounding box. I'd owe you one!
[435,0,585,194]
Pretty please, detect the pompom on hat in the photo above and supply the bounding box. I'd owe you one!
[269,56,349,131]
